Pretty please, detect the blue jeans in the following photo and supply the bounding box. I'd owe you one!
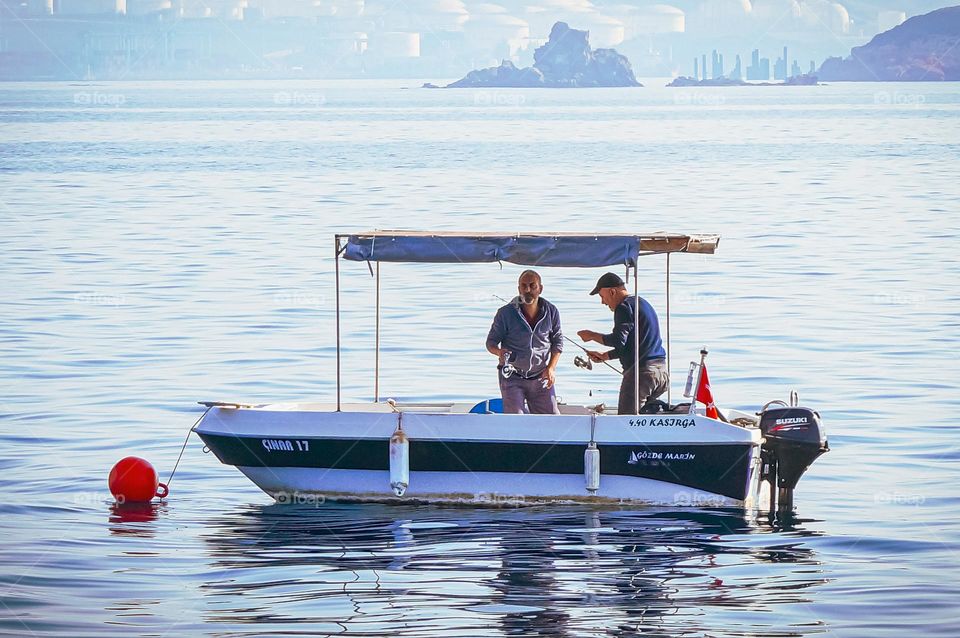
[498,373,559,414]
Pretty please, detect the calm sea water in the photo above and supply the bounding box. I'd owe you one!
[1,79,959,637]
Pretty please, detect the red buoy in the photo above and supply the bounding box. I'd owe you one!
[108,457,168,503]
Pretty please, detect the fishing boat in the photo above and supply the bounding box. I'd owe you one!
[194,232,828,515]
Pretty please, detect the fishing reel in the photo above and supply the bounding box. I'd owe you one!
[501,351,517,379]
[574,355,593,371]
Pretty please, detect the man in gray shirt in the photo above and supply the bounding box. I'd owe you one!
[486,270,563,414]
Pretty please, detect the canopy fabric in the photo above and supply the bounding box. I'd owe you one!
[341,232,718,267]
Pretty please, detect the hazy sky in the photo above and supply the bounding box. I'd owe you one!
[832,0,955,15]
[645,0,955,18]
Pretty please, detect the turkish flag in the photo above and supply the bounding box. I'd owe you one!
[696,363,720,420]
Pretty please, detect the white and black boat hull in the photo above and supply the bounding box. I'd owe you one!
[195,404,770,508]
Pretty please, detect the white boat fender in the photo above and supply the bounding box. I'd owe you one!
[585,411,600,493]
[584,442,600,493]
[389,414,409,497]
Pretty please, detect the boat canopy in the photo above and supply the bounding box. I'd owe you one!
[340,231,719,268]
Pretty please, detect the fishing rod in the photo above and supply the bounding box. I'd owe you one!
[492,294,623,376]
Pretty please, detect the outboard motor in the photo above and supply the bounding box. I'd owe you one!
[759,405,829,517]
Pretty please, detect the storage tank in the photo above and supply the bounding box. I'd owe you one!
[22,0,54,15]
[323,0,364,17]
[246,0,331,18]
[469,2,505,14]
[306,0,364,17]
[376,0,468,32]
[689,0,752,36]
[206,0,246,18]
[56,0,125,14]
[577,12,624,47]
[126,0,171,15]
[635,4,684,34]
[824,2,849,34]
[751,0,799,25]
[604,3,683,41]
[799,0,848,33]
[173,0,247,20]
[877,10,906,34]
[463,12,530,56]
[369,31,420,57]
[522,0,593,39]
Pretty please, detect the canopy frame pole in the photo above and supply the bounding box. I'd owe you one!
[634,262,640,415]
[666,252,671,405]
[335,235,342,412]
[374,261,381,403]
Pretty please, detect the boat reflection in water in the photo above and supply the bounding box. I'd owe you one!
[198,504,828,637]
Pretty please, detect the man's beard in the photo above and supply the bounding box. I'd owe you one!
[520,294,535,304]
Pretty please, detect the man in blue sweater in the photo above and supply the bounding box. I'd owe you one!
[578,272,669,415]
[486,270,563,414]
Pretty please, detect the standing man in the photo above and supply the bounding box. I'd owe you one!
[577,272,668,415]
[486,270,563,414]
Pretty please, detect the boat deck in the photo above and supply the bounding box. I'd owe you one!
[201,400,597,414]
[197,399,756,422]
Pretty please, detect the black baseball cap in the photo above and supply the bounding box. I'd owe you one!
[589,272,625,295]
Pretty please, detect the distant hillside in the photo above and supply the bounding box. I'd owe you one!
[819,5,960,80]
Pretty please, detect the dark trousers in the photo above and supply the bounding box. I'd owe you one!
[618,359,669,415]
[498,373,559,414]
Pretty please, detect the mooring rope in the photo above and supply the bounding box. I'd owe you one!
[165,407,210,488]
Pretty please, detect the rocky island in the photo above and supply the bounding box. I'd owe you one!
[818,5,960,81]
[443,21,641,88]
